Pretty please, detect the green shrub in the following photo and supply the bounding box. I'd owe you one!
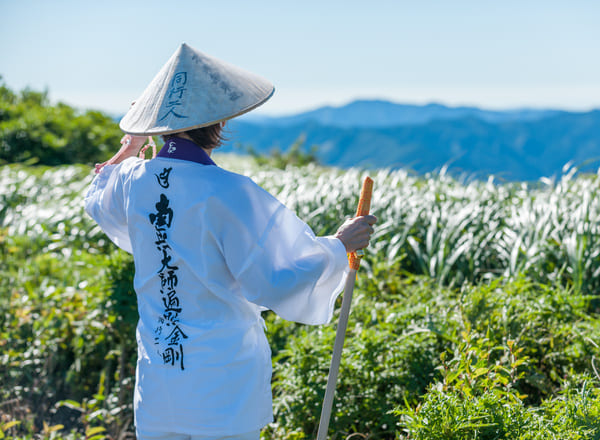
[264,271,600,440]
[397,379,600,440]
[0,79,123,166]
[3,163,600,440]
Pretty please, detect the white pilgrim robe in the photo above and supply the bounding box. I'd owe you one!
[84,155,348,435]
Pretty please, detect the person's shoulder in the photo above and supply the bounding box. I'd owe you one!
[207,167,280,209]
[116,157,145,177]
[94,157,144,183]
[207,166,261,191]
[120,156,145,169]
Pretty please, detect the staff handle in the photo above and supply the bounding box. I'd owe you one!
[348,176,373,270]
[316,176,373,440]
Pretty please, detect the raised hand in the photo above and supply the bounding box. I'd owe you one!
[94,134,148,174]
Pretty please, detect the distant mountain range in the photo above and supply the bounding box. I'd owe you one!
[242,100,563,127]
[220,100,600,181]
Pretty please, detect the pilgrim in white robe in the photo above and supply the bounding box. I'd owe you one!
[84,151,348,435]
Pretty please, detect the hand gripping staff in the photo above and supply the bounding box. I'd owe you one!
[316,176,374,440]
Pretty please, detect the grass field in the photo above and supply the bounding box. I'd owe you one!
[1,157,599,439]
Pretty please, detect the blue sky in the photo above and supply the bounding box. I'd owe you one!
[1,0,599,116]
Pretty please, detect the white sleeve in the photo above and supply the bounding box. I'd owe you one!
[218,179,349,325]
[84,159,139,254]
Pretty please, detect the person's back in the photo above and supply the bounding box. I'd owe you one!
[84,43,376,440]
[113,155,272,433]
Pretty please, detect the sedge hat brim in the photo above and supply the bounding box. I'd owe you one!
[119,43,275,136]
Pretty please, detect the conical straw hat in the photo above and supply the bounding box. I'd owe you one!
[119,43,275,135]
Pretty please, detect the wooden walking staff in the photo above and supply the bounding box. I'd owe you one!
[316,176,374,440]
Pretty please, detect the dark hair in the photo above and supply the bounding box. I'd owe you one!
[166,123,227,150]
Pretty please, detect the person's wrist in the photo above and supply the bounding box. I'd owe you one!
[334,232,350,253]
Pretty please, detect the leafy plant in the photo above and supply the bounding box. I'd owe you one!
[244,135,320,169]
[0,79,122,166]
[2,160,600,439]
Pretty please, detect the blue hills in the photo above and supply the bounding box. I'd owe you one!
[221,100,600,181]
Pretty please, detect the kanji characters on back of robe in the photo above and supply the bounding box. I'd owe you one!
[148,168,186,371]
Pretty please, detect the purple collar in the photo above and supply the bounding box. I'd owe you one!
[156,137,216,166]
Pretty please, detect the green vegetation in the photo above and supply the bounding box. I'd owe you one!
[0,82,599,439]
[242,134,320,169]
[1,160,600,439]
[0,77,122,166]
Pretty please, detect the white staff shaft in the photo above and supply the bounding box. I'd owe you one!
[316,268,358,440]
